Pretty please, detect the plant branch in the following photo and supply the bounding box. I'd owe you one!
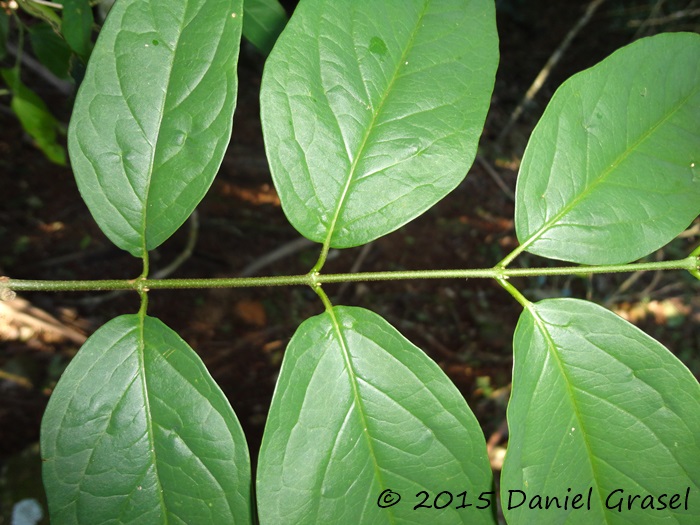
[28,0,63,9]
[631,0,666,38]
[690,243,700,280]
[6,43,74,96]
[239,236,314,277]
[497,277,531,309]
[3,256,698,293]
[497,0,607,144]
[336,242,374,298]
[496,238,532,269]
[0,368,33,389]
[151,210,199,279]
[312,281,334,312]
[476,155,515,201]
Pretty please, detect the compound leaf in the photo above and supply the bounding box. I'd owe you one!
[261,0,498,248]
[257,306,496,525]
[69,0,243,257]
[515,33,700,265]
[1,67,66,165]
[41,315,253,525]
[242,0,287,55]
[502,298,700,524]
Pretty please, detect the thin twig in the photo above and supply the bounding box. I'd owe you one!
[0,369,33,389]
[497,0,607,144]
[645,282,686,299]
[630,7,700,33]
[28,0,63,9]
[637,269,665,300]
[476,155,515,201]
[239,237,315,277]
[393,317,456,360]
[639,7,700,25]
[336,242,374,298]
[604,251,664,306]
[632,0,666,38]
[6,43,74,96]
[151,210,199,279]
[77,211,200,306]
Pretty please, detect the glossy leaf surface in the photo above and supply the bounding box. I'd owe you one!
[261,0,498,248]
[1,68,66,165]
[242,0,287,55]
[503,298,700,524]
[69,0,243,257]
[257,306,495,524]
[515,33,700,264]
[41,315,252,524]
[62,0,94,59]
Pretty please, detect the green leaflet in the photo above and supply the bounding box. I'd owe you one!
[515,33,700,265]
[29,22,73,80]
[261,0,498,249]
[16,0,62,34]
[41,315,253,524]
[1,67,66,165]
[242,0,287,55]
[69,0,243,257]
[62,0,94,59]
[257,306,496,525]
[502,298,700,524]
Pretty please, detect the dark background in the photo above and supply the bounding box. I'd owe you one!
[1,1,699,522]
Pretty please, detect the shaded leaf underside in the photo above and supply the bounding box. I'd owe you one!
[257,306,496,525]
[69,0,242,257]
[262,0,498,248]
[515,33,700,264]
[503,298,700,524]
[41,315,252,524]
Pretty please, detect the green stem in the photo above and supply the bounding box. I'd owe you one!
[311,242,331,274]
[138,248,150,316]
[3,255,698,293]
[312,283,334,312]
[2,274,312,292]
[690,243,700,258]
[497,277,531,309]
[690,243,700,280]
[496,240,530,269]
[141,250,150,279]
[138,287,148,318]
